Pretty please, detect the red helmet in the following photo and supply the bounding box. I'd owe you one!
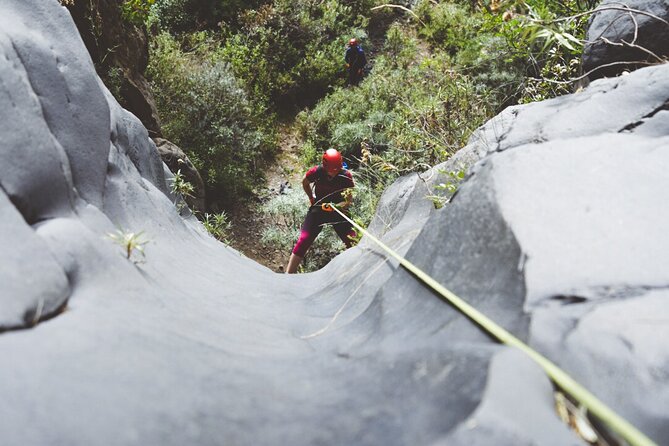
[322,149,343,174]
[349,38,358,47]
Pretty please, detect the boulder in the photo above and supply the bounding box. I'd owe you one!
[153,137,206,214]
[582,0,669,80]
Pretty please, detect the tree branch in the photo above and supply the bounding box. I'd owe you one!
[548,4,669,26]
[531,59,664,85]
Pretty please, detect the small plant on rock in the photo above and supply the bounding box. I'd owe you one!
[107,229,149,263]
[170,169,194,212]
[170,169,194,197]
[202,212,232,243]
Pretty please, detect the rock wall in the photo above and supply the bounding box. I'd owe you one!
[61,0,208,210]
[0,1,667,445]
[582,0,669,80]
[62,0,162,136]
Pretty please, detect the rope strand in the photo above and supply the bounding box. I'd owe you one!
[328,204,657,446]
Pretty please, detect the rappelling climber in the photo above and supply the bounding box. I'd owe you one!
[345,38,367,86]
[285,149,357,274]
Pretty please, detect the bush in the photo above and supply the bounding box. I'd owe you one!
[202,212,233,243]
[217,0,370,111]
[384,23,419,69]
[455,33,524,106]
[122,0,156,26]
[298,25,492,189]
[410,0,590,107]
[519,47,581,103]
[415,0,482,55]
[149,0,267,34]
[147,31,276,209]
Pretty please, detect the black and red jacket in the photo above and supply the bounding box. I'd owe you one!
[306,166,354,204]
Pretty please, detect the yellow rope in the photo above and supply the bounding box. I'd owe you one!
[331,204,657,446]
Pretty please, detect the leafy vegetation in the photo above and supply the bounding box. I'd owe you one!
[169,169,195,212]
[139,0,597,269]
[296,22,492,231]
[299,35,492,170]
[149,0,267,34]
[215,0,373,111]
[121,0,156,25]
[147,31,276,208]
[202,212,233,243]
[453,0,593,103]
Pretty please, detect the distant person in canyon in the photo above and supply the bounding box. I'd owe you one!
[345,38,367,86]
[285,149,357,273]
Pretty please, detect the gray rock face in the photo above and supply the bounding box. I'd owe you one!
[582,0,669,80]
[154,137,206,213]
[0,1,667,446]
[63,0,162,136]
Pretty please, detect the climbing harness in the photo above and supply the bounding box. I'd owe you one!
[327,203,657,446]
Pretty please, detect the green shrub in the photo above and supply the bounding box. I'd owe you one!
[150,0,267,34]
[202,212,233,243]
[149,0,190,33]
[121,0,155,26]
[217,0,370,111]
[147,32,276,209]
[455,33,524,106]
[169,169,194,212]
[466,0,589,103]
[384,23,419,69]
[409,0,589,107]
[415,0,482,55]
[299,140,320,167]
[346,177,378,229]
[519,47,581,103]
[103,66,124,102]
[299,25,492,189]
